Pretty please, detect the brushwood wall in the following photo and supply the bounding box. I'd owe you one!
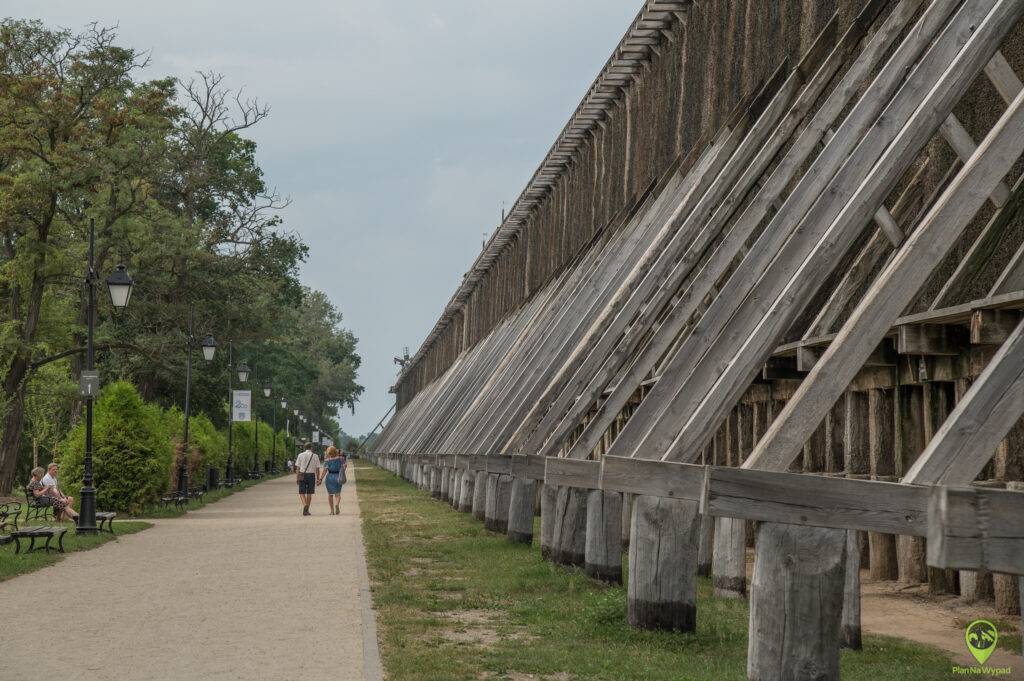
[395,1,885,408]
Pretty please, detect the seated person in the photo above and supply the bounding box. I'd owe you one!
[28,466,78,524]
[41,462,74,510]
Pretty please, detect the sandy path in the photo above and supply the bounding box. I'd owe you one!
[860,580,1022,677]
[1,468,382,681]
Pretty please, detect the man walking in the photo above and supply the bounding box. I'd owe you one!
[295,442,320,515]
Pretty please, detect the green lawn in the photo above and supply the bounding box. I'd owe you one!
[355,462,953,681]
[0,520,150,582]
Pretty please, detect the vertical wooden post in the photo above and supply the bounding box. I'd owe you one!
[450,469,462,508]
[713,409,748,599]
[471,470,487,521]
[748,523,846,681]
[843,391,869,640]
[506,477,537,544]
[627,495,701,631]
[868,388,899,580]
[585,489,622,584]
[551,486,588,567]
[895,385,929,584]
[430,465,443,500]
[840,530,862,650]
[540,483,559,559]
[923,381,959,595]
[484,473,513,533]
[458,467,474,512]
[440,464,451,501]
[712,517,747,599]
[621,492,634,549]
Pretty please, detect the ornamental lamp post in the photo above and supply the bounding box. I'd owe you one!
[178,305,216,497]
[225,347,249,485]
[80,219,134,535]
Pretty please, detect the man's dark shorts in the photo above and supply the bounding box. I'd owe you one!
[298,473,316,494]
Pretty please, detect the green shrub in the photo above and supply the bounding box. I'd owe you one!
[61,381,174,512]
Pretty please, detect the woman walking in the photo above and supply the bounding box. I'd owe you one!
[318,446,347,515]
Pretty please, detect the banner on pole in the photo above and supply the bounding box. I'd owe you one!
[232,390,251,422]
[312,429,320,443]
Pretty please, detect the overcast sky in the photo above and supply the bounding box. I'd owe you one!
[7,0,639,435]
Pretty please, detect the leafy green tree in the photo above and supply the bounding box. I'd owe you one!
[61,380,173,512]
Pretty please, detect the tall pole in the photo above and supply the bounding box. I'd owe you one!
[252,358,259,476]
[179,304,194,495]
[271,405,277,472]
[226,342,234,484]
[79,218,98,534]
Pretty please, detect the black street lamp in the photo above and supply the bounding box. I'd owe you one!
[80,219,134,534]
[273,397,286,473]
[178,305,216,496]
[225,348,249,484]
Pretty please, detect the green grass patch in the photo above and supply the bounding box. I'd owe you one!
[355,463,953,681]
[0,520,150,582]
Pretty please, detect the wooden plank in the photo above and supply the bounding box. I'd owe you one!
[939,114,1011,206]
[896,324,966,355]
[701,467,929,537]
[484,455,513,476]
[928,486,1024,575]
[599,455,704,499]
[544,457,601,490]
[970,309,1022,344]
[511,454,546,480]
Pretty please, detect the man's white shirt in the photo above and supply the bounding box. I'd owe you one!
[295,450,320,473]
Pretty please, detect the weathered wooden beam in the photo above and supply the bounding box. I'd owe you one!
[897,324,967,355]
[702,466,929,537]
[971,309,1021,345]
[928,486,1024,575]
[544,457,600,490]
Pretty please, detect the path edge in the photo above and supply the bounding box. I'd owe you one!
[352,464,384,681]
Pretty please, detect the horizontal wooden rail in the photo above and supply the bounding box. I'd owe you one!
[928,485,1024,575]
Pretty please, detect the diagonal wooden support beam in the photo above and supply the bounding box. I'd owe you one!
[606,0,974,464]
[745,63,1024,474]
[523,0,904,463]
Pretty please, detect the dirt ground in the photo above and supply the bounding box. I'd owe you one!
[0,470,381,681]
[860,578,1022,677]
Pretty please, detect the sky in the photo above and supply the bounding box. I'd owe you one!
[6,0,640,435]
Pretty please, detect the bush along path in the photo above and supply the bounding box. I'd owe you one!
[355,462,953,681]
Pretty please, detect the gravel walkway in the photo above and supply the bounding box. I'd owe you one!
[1,468,382,681]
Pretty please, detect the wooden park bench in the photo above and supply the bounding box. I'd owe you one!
[94,511,116,534]
[0,502,21,533]
[2,525,68,554]
[160,490,188,510]
[22,487,54,523]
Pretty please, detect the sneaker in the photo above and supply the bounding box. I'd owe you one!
[302,507,310,516]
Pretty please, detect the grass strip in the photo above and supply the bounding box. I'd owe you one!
[0,521,150,582]
[355,462,953,681]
